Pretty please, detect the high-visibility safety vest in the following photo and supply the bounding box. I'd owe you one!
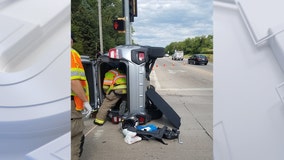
[71,48,89,111]
[103,69,127,95]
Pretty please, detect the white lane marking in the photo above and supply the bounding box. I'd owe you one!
[85,125,97,137]
[151,70,212,91]
[150,70,161,90]
[168,69,186,74]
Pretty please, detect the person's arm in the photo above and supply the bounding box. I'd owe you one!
[71,79,92,117]
[71,79,88,102]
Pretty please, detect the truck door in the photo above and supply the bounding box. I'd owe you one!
[81,56,99,109]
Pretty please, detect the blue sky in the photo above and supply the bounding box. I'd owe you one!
[132,0,213,47]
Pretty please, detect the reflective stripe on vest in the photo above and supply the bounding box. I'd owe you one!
[113,85,127,94]
[103,69,126,94]
[103,69,119,85]
[113,75,126,85]
[103,84,127,94]
[71,48,89,111]
[103,69,126,85]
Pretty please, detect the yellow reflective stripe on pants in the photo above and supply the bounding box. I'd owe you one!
[94,118,104,125]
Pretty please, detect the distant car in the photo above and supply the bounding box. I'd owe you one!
[164,53,169,57]
[188,54,208,65]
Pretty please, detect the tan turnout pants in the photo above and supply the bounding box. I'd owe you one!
[96,91,122,122]
[71,100,84,160]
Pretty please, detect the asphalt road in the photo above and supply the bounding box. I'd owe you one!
[81,57,213,160]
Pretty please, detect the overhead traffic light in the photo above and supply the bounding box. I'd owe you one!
[129,0,137,22]
[113,18,125,32]
[123,0,137,22]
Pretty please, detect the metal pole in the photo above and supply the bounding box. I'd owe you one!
[98,0,103,53]
[124,0,131,45]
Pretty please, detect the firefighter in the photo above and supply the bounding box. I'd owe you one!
[71,34,92,160]
[94,65,127,126]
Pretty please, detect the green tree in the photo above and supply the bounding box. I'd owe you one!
[165,35,213,55]
[71,0,124,58]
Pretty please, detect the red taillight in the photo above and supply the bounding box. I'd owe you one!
[138,52,145,61]
[138,116,145,124]
[109,48,119,59]
[131,50,146,64]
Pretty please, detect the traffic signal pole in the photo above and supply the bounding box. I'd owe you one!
[124,0,131,45]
